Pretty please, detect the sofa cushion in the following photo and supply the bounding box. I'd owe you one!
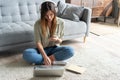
[62,19,86,36]
[24,21,35,26]
[57,1,84,21]
[57,1,67,16]
[0,22,34,47]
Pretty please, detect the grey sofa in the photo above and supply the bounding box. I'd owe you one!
[0,0,91,52]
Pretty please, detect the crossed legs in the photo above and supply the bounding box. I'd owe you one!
[23,46,74,65]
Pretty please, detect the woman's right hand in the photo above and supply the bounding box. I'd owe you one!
[36,42,52,65]
[43,56,52,65]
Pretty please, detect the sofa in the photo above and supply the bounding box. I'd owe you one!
[0,0,91,52]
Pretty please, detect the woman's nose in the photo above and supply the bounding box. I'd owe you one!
[48,16,51,19]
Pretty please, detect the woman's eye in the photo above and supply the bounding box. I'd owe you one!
[50,14,53,16]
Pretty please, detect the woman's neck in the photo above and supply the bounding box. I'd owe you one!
[48,22,52,28]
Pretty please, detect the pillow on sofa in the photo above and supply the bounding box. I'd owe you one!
[57,1,67,16]
[57,1,84,21]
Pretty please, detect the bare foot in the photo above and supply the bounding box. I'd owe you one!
[49,55,55,64]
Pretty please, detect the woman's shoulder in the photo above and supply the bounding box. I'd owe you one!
[34,19,41,28]
[57,17,64,24]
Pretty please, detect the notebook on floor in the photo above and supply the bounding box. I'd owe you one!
[66,64,86,74]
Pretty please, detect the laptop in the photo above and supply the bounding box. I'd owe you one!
[33,61,66,77]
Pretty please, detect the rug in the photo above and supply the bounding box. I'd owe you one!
[0,44,120,80]
[0,53,83,80]
[1,32,120,80]
[90,19,120,36]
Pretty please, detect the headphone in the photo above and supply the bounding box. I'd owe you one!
[40,0,58,12]
[41,0,57,6]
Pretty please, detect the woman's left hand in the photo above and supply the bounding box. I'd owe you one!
[49,36,58,42]
[49,36,62,43]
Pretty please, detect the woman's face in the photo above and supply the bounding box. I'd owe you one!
[45,10,55,22]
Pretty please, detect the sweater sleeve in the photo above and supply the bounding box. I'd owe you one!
[34,21,41,44]
[59,20,64,39]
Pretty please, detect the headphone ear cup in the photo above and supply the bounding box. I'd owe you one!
[55,7,58,13]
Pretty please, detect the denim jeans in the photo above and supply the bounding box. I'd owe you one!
[23,46,74,64]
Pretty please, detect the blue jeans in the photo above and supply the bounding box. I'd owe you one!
[23,46,74,64]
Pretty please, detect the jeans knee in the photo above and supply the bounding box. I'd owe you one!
[67,46,74,57]
[23,48,37,59]
[64,46,74,57]
[22,48,43,64]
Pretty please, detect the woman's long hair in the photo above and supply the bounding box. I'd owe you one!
[40,1,57,37]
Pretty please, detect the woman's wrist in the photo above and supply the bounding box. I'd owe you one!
[56,38,62,43]
[42,53,48,58]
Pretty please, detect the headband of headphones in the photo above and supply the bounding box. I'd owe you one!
[41,0,57,6]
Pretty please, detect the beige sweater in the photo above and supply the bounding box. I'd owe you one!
[34,17,64,48]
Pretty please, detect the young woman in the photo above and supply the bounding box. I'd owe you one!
[23,1,74,65]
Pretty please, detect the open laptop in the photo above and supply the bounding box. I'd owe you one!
[33,61,66,77]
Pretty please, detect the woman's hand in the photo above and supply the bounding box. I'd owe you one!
[49,36,62,43]
[49,36,58,42]
[43,56,52,65]
[36,42,51,65]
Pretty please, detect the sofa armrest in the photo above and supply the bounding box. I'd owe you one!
[81,7,92,36]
